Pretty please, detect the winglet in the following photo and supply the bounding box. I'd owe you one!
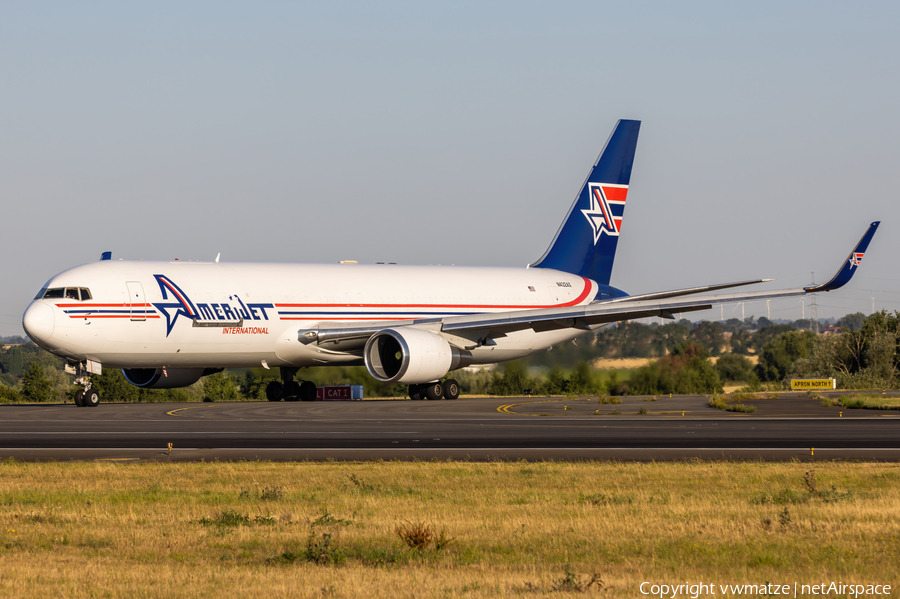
[806,221,880,293]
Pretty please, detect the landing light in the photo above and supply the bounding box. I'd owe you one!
[298,330,318,345]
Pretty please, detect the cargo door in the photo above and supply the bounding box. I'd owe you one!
[126,281,146,321]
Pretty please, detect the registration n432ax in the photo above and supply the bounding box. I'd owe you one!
[22,120,880,406]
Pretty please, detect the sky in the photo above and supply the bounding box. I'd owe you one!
[2,1,899,336]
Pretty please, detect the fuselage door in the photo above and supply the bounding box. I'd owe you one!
[126,281,146,321]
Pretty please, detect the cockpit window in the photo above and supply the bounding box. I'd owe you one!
[38,287,91,301]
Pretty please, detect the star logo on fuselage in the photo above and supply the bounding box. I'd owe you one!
[152,275,198,337]
[581,183,620,244]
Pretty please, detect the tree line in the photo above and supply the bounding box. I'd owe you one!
[0,311,888,401]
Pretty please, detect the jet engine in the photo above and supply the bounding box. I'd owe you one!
[364,328,472,384]
[122,368,218,389]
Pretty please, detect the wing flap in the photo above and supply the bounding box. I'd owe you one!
[439,288,804,334]
[606,279,770,303]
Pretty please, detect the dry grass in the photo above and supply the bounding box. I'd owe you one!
[1,460,899,598]
[836,394,900,411]
[592,358,654,370]
[709,394,757,413]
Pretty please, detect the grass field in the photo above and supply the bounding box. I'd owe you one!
[829,394,900,411]
[1,460,898,598]
[707,391,783,414]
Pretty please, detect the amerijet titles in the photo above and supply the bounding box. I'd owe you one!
[152,275,274,336]
[221,326,270,335]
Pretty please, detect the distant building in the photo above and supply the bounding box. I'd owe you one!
[821,325,842,335]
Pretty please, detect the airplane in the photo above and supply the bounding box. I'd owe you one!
[21,120,880,407]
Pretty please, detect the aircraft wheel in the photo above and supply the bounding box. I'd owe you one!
[83,389,100,408]
[299,381,317,401]
[74,390,85,407]
[408,384,423,400]
[266,381,283,402]
[442,379,460,400]
[424,382,443,401]
[283,381,301,402]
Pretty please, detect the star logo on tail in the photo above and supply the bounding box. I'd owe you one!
[582,183,626,244]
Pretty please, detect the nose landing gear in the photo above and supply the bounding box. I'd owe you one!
[69,361,100,408]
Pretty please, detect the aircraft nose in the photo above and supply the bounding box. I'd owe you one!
[23,302,55,345]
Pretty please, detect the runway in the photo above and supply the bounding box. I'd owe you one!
[1,393,898,461]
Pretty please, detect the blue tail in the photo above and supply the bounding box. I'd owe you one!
[530,119,641,286]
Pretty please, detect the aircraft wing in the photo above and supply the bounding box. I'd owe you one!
[301,221,879,348]
[440,286,809,336]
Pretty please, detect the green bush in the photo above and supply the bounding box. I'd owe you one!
[202,372,240,402]
[0,384,20,403]
[539,362,606,396]
[628,342,722,395]
[240,371,276,400]
[715,353,754,382]
[21,362,53,402]
[755,330,817,382]
[489,361,535,396]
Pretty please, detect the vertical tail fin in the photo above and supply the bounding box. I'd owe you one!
[530,119,641,285]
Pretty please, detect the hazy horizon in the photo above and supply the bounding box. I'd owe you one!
[2,2,898,337]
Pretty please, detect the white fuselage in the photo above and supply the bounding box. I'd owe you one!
[24,260,597,369]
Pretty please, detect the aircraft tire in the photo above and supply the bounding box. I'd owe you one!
[442,379,460,400]
[83,389,100,408]
[266,381,283,402]
[74,390,84,407]
[299,381,317,401]
[283,381,301,402]
[408,384,423,400]
[424,382,443,401]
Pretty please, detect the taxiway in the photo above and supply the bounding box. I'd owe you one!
[1,393,898,461]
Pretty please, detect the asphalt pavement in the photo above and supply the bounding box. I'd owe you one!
[0,392,897,462]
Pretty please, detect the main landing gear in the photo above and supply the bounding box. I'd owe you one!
[408,379,460,401]
[266,367,317,402]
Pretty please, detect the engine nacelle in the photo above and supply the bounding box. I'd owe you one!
[364,328,472,384]
[122,368,212,389]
